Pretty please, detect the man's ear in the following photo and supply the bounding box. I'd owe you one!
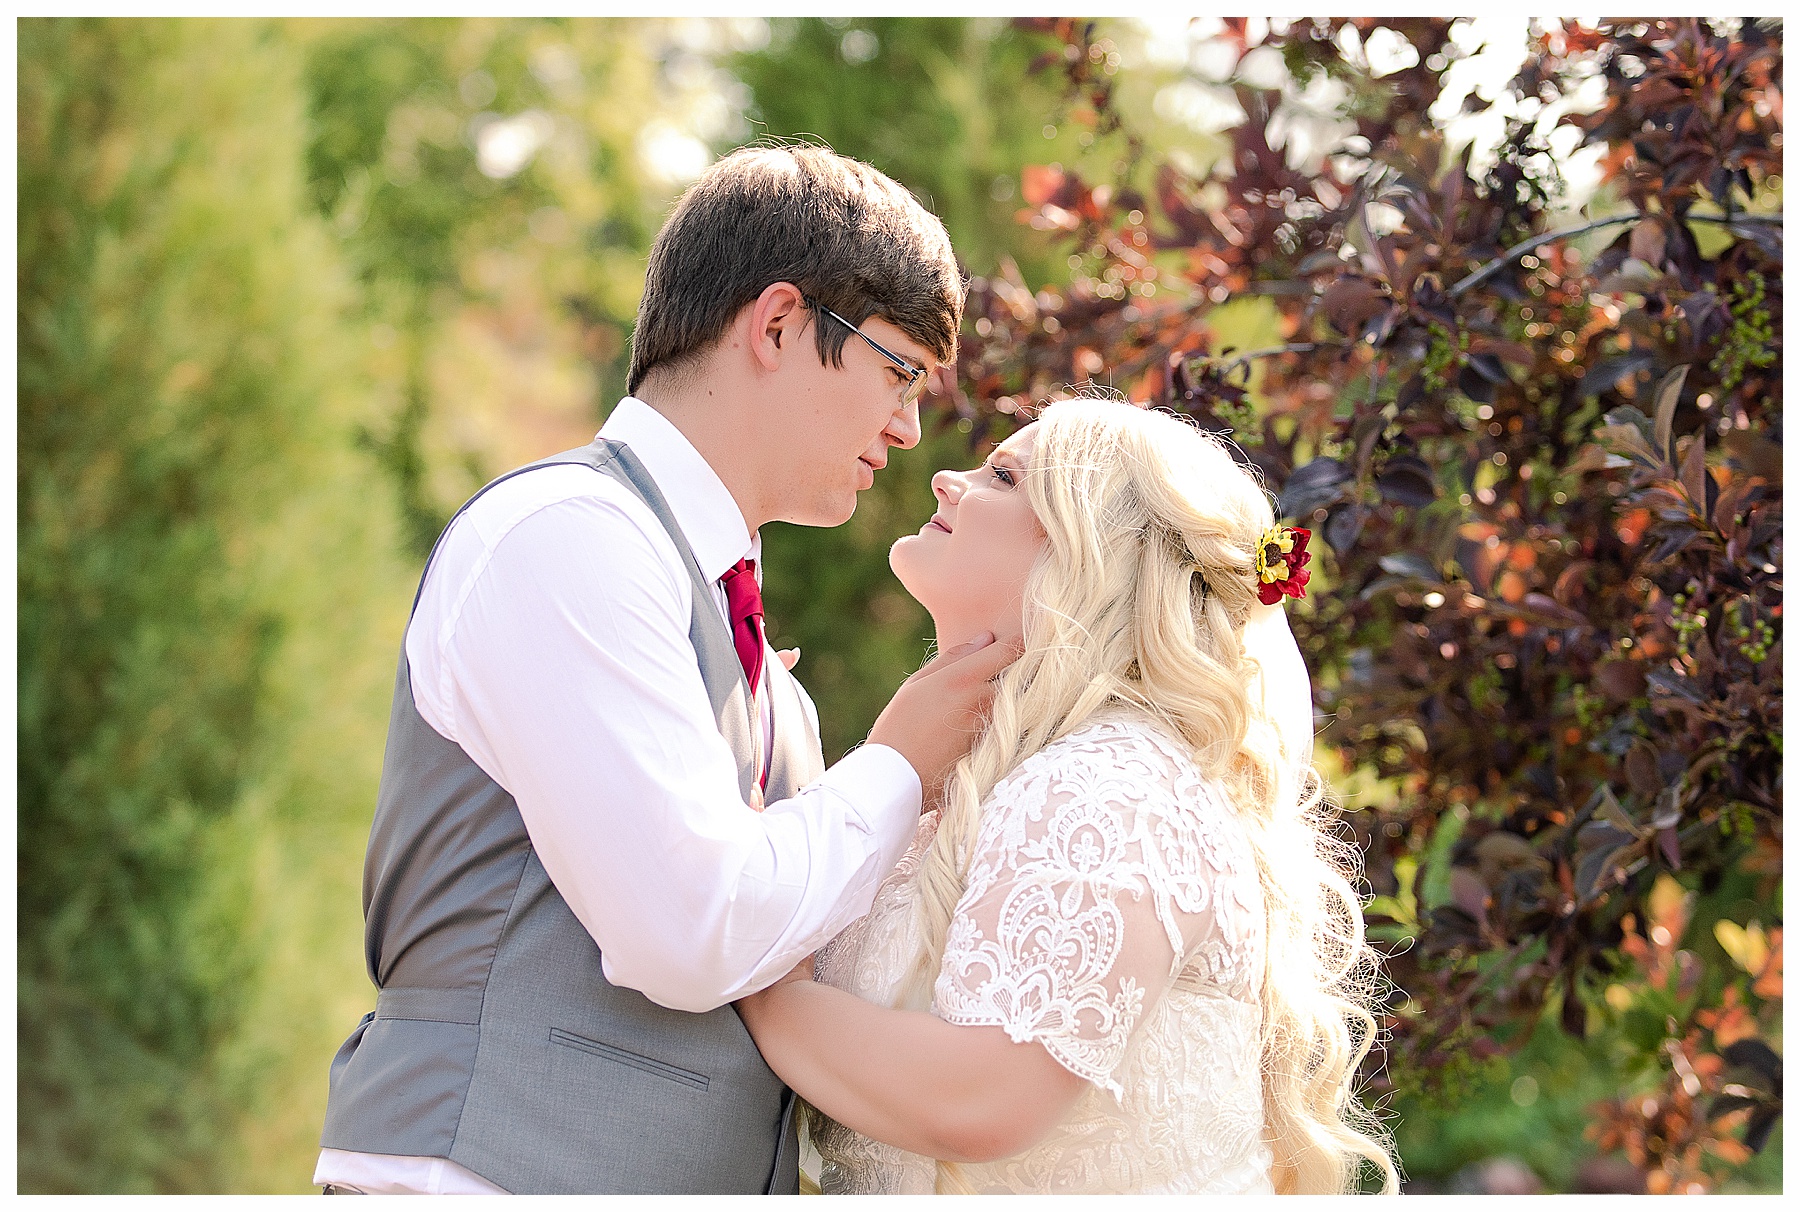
[748,281,808,374]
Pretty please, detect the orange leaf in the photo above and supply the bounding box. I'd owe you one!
[1020,164,1066,208]
[1752,928,1782,998]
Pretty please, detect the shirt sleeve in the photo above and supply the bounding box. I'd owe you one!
[929,726,1261,1099]
[410,486,921,1013]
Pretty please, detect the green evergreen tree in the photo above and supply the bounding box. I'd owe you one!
[295,17,671,557]
[17,17,406,1190]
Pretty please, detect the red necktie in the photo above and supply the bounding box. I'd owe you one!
[720,558,766,703]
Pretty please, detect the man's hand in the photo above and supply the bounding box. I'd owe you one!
[867,632,1019,809]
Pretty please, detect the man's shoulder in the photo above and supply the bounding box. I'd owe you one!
[416,457,688,624]
[450,458,668,555]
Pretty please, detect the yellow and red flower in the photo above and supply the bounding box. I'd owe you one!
[1255,525,1311,604]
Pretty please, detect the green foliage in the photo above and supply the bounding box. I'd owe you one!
[732,18,1078,281]
[17,16,397,1190]
[295,17,669,556]
[1708,271,1777,393]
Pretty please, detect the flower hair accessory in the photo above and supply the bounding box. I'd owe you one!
[1255,525,1311,604]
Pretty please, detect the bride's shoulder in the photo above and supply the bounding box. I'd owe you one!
[991,706,1222,812]
[1042,706,1201,772]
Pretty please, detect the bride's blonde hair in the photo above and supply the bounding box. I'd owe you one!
[909,397,1398,1194]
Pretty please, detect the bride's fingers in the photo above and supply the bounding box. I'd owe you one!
[777,647,801,671]
[941,631,998,662]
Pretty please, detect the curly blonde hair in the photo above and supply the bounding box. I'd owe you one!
[908,397,1398,1194]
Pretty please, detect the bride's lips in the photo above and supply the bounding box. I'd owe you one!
[925,514,952,534]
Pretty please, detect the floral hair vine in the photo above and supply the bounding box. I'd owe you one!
[1254,525,1311,604]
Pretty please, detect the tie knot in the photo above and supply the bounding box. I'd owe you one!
[722,558,762,620]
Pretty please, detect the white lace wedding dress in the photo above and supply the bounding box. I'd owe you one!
[812,711,1276,1194]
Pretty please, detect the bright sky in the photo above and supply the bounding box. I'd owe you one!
[1135,16,1608,212]
[633,17,1609,210]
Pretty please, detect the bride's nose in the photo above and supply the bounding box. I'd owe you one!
[931,469,965,504]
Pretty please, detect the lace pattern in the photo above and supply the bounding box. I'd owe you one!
[812,712,1274,1194]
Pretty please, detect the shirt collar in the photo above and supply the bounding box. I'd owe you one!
[599,397,757,584]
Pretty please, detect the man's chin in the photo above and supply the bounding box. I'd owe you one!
[788,493,859,528]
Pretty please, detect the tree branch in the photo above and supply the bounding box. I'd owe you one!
[1450,215,1637,297]
[1687,213,1782,226]
[1211,341,1344,376]
[1450,211,1784,299]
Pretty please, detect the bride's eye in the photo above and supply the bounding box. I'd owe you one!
[988,462,1015,486]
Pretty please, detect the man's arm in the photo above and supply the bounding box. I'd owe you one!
[414,488,920,1012]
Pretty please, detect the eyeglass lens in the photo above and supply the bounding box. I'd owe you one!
[811,298,925,405]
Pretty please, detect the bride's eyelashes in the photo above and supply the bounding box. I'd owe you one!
[987,462,1016,486]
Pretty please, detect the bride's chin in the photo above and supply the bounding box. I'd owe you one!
[887,543,935,614]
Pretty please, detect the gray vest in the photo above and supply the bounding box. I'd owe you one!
[319,438,824,1193]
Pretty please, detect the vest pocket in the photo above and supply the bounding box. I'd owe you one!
[549,1027,710,1091]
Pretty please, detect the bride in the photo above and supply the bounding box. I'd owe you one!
[735,397,1399,1194]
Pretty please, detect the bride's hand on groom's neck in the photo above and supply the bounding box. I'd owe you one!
[868,631,1020,809]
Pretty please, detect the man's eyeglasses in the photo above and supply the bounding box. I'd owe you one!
[804,296,929,407]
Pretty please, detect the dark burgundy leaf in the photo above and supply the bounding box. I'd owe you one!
[1721,1038,1783,1082]
[1646,667,1705,703]
[1324,503,1366,555]
[1746,1107,1780,1154]
[1578,352,1658,397]
[1656,826,1681,870]
[1457,362,1496,404]
[1575,842,1629,902]
[1376,456,1438,507]
[1422,905,1482,954]
[1562,971,1588,1038]
[1378,552,1440,581]
[1650,525,1700,562]
[1466,352,1508,384]
[1624,742,1662,799]
[1276,457,1352,518]
[1518,593,1589,627]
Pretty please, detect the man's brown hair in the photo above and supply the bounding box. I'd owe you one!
[627,145,965,395]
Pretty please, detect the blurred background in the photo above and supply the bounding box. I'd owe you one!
[16,16,1782,1193]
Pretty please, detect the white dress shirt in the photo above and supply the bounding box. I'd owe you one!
[317,397,921,1193]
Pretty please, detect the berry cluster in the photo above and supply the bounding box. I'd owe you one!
[1726,599,1774,665]
[1670,582,1708,660]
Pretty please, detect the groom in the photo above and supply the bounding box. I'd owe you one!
[316,147,999,1193]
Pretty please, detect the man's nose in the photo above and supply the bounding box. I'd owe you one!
[887,394,922,451]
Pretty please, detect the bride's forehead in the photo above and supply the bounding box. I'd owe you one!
[994,422,1039,459]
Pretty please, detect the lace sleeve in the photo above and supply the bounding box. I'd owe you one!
[930,720,1263,1099]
